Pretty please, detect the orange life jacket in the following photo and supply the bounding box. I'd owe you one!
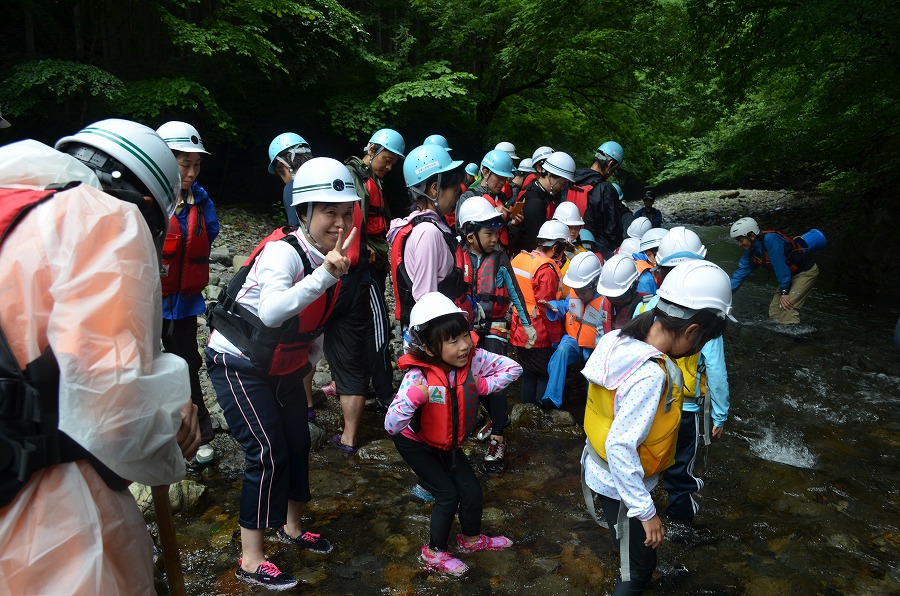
[509,250,562,347]
[398,348,480,450]
[389,215,472,327]
[564,290,605,348]
[207,228,339,376]
[161,203,210,297]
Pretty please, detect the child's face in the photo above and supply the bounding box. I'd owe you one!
[574,285,596,303]
[438,331,473,370]
[568,225,581,240]
[468,228,499,254]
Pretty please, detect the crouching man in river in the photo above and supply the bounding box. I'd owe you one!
[728,217,820,325]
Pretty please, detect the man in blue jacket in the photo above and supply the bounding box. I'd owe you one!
[729,217,819,325]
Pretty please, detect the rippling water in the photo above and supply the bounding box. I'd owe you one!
[167,226,900,595]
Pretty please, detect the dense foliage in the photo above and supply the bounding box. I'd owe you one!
[1,0,898,294]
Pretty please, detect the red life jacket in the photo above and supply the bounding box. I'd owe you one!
[566,184,593,217]
[207,228,339,376]
[597,294,643,339]
[161,203,210,297]
[467,250,512,338]
[364,178,388,236]
[0,188,59,242]
[751,230,811,275]
[500,181,513,202]
[398,348,480,450]
[389,215,472,327]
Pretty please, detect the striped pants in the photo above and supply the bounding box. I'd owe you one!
[205,348,311,530]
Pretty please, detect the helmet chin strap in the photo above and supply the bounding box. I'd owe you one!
[276,156,295,179]
[298,203,330,253]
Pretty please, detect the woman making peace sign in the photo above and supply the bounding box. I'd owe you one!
[206,157,359,590]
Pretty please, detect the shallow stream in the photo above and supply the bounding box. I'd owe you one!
[169,226,900,595]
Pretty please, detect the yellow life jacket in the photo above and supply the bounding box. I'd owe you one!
[584,358,681,477]
[672,352,705,404]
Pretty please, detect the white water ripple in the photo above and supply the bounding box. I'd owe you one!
[749,425,818,469]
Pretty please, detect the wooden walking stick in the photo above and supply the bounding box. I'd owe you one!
[152,485,186,596]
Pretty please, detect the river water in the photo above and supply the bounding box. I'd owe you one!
[168,226,900,595]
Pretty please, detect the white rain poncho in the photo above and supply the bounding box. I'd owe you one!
[0,141,190,593]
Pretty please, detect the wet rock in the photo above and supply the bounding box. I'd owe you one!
[382,562,417,595]
[509,403,579,433]
[383,533,413,557]
[510,403,543,428]
[309,421,327,450]
[129,483,153,517]
[209,516,240,549]
[357,439,405,465]
[168,479,207,514]
[209,245,231,265]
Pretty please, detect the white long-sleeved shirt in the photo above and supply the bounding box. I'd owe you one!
[208,229,339,358]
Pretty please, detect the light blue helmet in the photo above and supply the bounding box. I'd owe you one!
[403,144,463,188]
[369,128,406,158]
[465,163,478,176]
[481,149,514,178]
[596,140,624,164]
[423,134,451,152]
[611,182,624,201]
[268,132,311,174]
[578,229,596,243]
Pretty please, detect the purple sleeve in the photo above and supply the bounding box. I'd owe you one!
[469,348,522,394]
[385,368,426,435]
[404,222,454,300]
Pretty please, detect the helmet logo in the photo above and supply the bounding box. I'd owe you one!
[191,135,201,145]
[332,179,345,192]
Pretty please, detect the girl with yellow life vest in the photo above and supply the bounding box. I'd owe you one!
[384,293,522,576]
[581,260,735,595]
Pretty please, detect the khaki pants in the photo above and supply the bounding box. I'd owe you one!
[768,263,819,324]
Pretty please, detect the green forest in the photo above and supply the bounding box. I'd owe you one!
[1,0,898,294]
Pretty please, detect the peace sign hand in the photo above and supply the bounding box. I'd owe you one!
[323,226,357,278]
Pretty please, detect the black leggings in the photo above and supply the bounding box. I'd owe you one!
[516,347,553,405]
[393,434,483,551]
[476,336,509,436]
[599,494,657,595]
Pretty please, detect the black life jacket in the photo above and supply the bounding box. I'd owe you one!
[0,186,127,507]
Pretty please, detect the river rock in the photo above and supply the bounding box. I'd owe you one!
[509,403,579,432]
[209,245,231,265]
[232,255,247,270]
[309,421,326,450]
[203,284,220,299]
[356,438,404,464]
[719,190,741,199]
[129,483,153,517]
[168,479,207,514]
[208,272,220,286]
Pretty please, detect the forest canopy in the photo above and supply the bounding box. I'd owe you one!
[1,0,897,212]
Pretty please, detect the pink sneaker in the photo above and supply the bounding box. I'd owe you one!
[456,533,513,553]
[420,545,468,576]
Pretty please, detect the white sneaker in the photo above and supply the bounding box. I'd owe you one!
[195,444,215,464]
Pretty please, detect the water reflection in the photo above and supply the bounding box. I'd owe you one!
[171,226,900,595]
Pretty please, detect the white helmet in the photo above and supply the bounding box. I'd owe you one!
[156,121,210,155]
[537,219,571,246]
[627,216,653,239]
[56,118,181,223]
[516,157,535,174]
[457,196,501,228]
[730,217,760,239]
[639,227,669,252]
[656,260,737,322]
[543,151,576,182]
[656,226,707,266]
[562,251,602,289]
[494,141,519,160]
[531,145,554,165]
[409,292,465,330]
[618,237,642,256]
[553,201,584,226]
[596,253,639,297]
[291,157,359,207]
